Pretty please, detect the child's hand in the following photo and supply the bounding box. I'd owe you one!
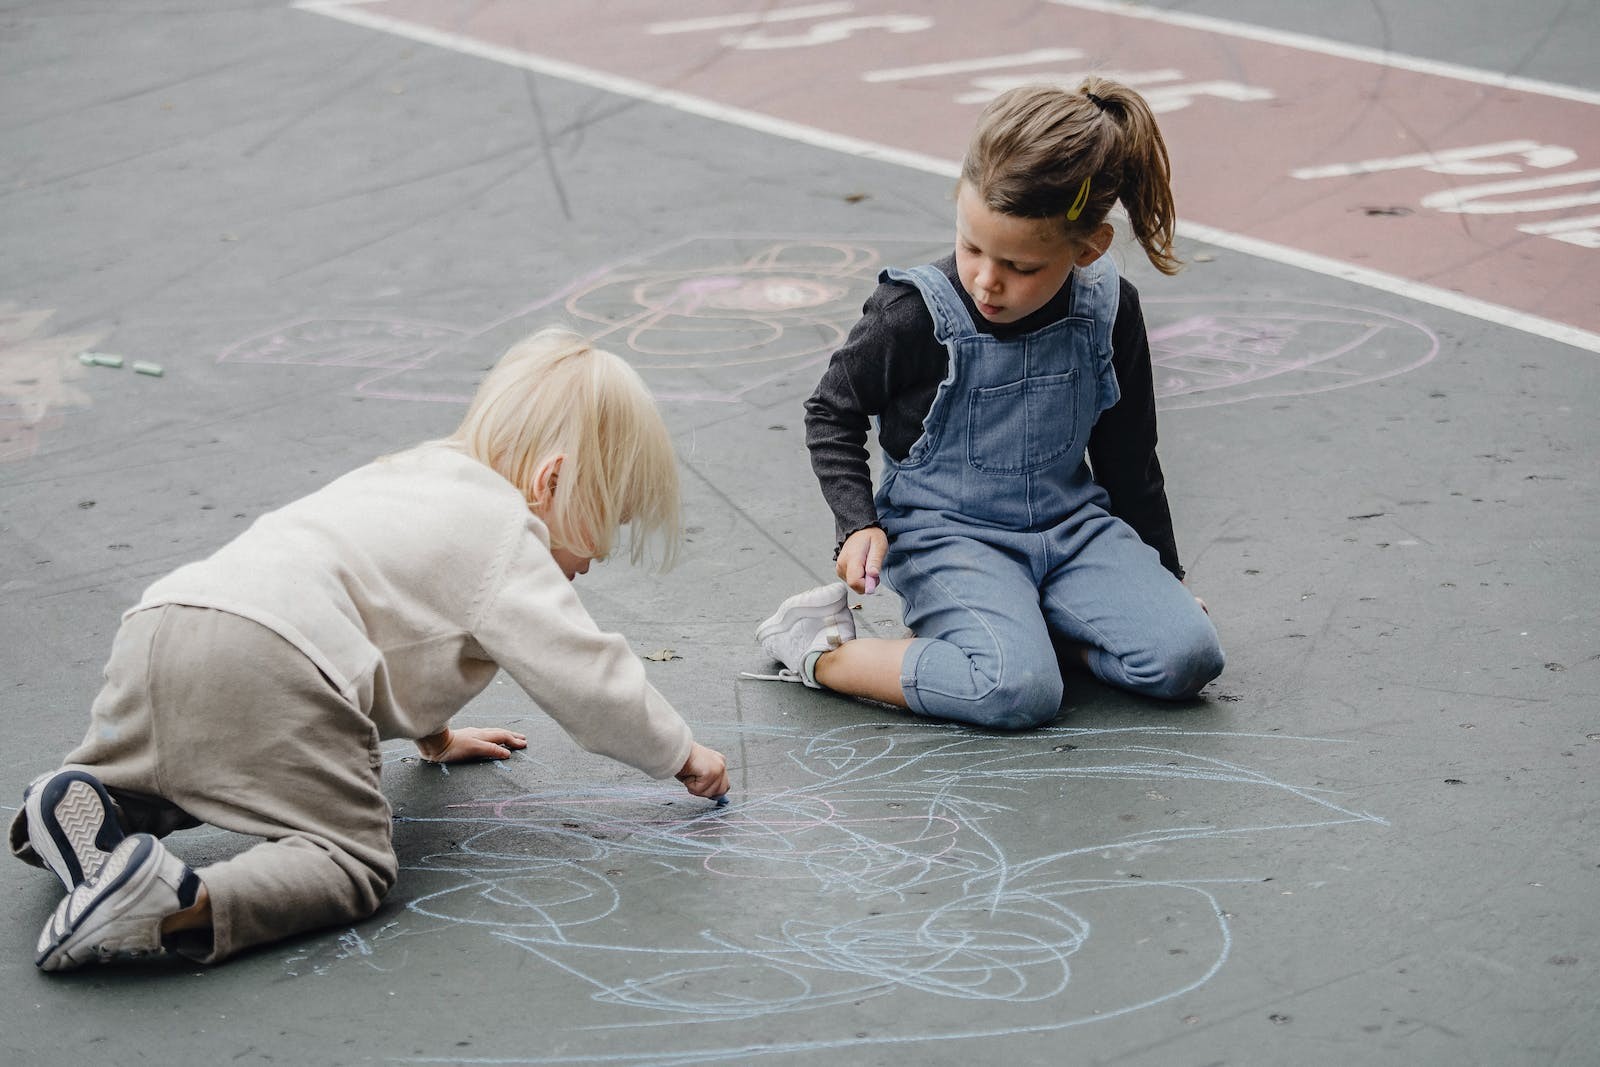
[836,526,887,595]
[674,742,729,800]
[415,726,528,764]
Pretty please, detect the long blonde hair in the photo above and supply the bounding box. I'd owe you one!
[961,77,1181,275]
[449,328,681,568]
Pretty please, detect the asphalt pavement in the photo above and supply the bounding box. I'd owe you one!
[2,2,1596,1064]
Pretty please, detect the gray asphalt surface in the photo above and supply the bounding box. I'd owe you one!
[2,2,1596,1065]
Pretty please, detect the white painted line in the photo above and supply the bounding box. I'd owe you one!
[1419,168,1600,215]
[1520,213,1600,235]
[863,47,1086,83]
[1291,141,1566,180]
[1048,0,1600,107]
[293,0,959,177]
[952,68,1185,107]
[1175,219,1600,354]
[295,0,1600,355]
[648,3,855,36]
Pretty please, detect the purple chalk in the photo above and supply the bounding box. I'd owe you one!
[863,574,878,595]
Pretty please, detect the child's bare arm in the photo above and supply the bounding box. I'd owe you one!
[416,726,528,763]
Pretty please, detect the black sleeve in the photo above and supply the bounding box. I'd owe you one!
[804,288,897,547]
[1088,279,1185,579]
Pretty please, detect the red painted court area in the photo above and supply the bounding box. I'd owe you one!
[302,0,1600,351]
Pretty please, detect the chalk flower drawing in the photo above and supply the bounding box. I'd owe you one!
[216,238,1439,413]
[1145,296,1439,409]
[219,238,915,406]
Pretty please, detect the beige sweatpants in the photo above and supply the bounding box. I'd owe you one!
[10,605,398,963]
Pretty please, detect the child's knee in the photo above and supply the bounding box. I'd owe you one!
[1132,630,1225,701]
[986,696,1062,729]
[355,851,399,907]
[320,840,398,916]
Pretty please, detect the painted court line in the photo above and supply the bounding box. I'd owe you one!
[648,3,855,35]
[1052,0,1600,108]
[863,48,1087,84]
[292,0,961,178]
[294,0,1600,355]
[1171,220,1592,354]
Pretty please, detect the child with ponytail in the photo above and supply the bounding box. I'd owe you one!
[755,78,1223,727]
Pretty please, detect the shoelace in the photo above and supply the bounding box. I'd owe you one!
[737,669,802,683]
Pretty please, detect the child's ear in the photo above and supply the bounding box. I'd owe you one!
[1074,223,1115,267]
[530,454,565,510]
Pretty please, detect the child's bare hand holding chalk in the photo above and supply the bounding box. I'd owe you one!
[674,742,729,800]
[836,525,886,595]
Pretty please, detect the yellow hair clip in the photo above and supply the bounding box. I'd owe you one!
[1066,175,1093,221]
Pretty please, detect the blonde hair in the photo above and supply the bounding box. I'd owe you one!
[961,77,1181,275]
[449,328,681,568]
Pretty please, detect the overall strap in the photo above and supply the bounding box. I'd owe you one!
[1070,255,1121,353]
[881,264,979,345]
[1070,254,1123,411]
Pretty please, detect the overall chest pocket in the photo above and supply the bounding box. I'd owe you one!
[966,370,1079,475]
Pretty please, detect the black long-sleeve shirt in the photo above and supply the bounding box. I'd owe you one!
[803,253,1184,579]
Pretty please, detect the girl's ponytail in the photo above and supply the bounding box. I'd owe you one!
[1078,76,1181,276]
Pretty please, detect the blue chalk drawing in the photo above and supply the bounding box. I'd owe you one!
[299,722,1386,1065]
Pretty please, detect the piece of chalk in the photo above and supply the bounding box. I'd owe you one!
[78,352,124,368]
[131,361,164,377]
[863,574,878,594]
[713,794,729,807]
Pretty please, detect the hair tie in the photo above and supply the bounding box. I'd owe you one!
[1065,175,1092,221]
[1084,90,1108,110]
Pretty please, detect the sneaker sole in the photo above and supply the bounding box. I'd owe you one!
[755,583,851,643]
[25,770,125,892]
[36,834,161,972]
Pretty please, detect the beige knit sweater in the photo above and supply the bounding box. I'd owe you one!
[130,442,693,780]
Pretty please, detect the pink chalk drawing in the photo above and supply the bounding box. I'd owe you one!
[1145,297,1440,410]
[217,238,1441,412]
[0,305,105,464]
[218,237,935,406]
[217,317,475,404]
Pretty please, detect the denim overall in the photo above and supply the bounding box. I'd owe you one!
[875,259,1223,728]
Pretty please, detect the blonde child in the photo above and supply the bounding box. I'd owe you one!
[757,79,1223,727]
[16,328,729,970]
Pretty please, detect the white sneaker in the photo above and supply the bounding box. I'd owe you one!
[753,582,855,687]
[36,833,201,972]
[24,768,126,892]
